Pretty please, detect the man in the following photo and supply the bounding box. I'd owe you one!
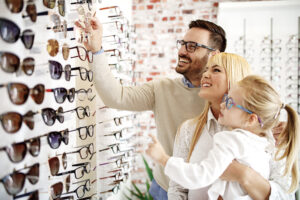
[75,18,289,200]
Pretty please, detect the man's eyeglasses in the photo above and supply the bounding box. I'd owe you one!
[176,40,215,53]
[222,94,263,127]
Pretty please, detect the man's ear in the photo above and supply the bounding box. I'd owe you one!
[209,50,220,58]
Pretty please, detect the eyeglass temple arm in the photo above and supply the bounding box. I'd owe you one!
[22,11,48,18]
[72,162,90,167]
[56,170,75,176]
[13,190,38,199]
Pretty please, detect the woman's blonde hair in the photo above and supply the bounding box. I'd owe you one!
[238,75,300,192]
[187,53,251,161]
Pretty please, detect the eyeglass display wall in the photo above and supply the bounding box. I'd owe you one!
[218,1,300,116]
[0,0,140,200]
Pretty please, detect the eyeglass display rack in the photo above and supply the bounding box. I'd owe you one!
[0,1,140,200]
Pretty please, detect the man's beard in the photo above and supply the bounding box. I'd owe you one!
[175,54,209,79]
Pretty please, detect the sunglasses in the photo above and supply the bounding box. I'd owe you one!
[48,60,72,81]
[63,143,94,160]
[51,162,91,179]
[0,51,35,75]
[48,155,68,176]
[46,87,75,104]
[0,18,35,49]
[222,94,263,127]
[0,110,37,133]
[0,137,40,163]
[41,107,64,126]
[21,4,49,23]
[0,163,39,195]
[64,106,90,119]
[51,179,91,199]
[43,0,65,17]
[69,46,93,63]
[0,83,45,105]
[13,190,39,200]
[47,14,74,39]
[42,129,69,149]
[47,39,70,60]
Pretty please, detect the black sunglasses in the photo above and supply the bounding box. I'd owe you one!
[0,137,40,163]
[41,107,64,126]
[51,179,91,199]
[46,87,75,104]
[0,51,35,75]
[0,18,35,49]
[41,129,69,149]
[0,163,39,196]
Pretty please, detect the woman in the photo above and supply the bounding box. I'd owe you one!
[166,52,294,199]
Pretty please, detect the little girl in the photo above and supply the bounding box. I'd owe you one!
[146,75,299,199]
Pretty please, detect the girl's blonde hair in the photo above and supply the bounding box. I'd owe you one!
[238,75,300,192]
[187,53,251,161]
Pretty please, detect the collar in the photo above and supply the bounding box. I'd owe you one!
[182,77,200,88]
[207,107,218,132]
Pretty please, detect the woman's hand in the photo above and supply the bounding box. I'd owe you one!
[74,17,103,53]
[146,134,170,167]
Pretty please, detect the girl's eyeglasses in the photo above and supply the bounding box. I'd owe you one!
[222,94,263,127]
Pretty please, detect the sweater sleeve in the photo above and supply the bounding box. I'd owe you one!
[92,53,155,111]
[164,131,246,190]
[168,120,194,200]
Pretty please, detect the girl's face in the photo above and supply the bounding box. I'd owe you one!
[198,63,228,104]
[218,85,249,129]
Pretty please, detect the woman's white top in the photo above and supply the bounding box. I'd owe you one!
[167,109,295,200]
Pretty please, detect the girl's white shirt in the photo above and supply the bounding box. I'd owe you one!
[167,108,295,200]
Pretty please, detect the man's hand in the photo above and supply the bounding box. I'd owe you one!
[146,134,170,167]
[75,17,103,53]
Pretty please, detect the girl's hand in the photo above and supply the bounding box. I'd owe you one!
[146,134,170,166]
[74,17,103,53]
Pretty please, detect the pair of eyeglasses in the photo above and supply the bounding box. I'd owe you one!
[69,46,93,63]
[98,156,129,168]
[0,51,35,75]
[0,163,39,196]
[0,18,35,49]
[76,88,95,101]
[176,40,215,53]
[0,137,40,163]
[99,172,129,181]
[0,83,45,105]
[0,110,37,133]
[60,143,94,160]
[51,179,91,199]
[77,193,97,200]
[222,94,263,127]
[103,127,133,140]
[100,184,120,194]
[43,0,65,16]
[69,124,95,140]
[50,162,91,179]
[99,143,124,154]
[63,106,90,120]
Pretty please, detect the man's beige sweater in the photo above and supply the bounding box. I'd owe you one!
[92,53,205,190]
